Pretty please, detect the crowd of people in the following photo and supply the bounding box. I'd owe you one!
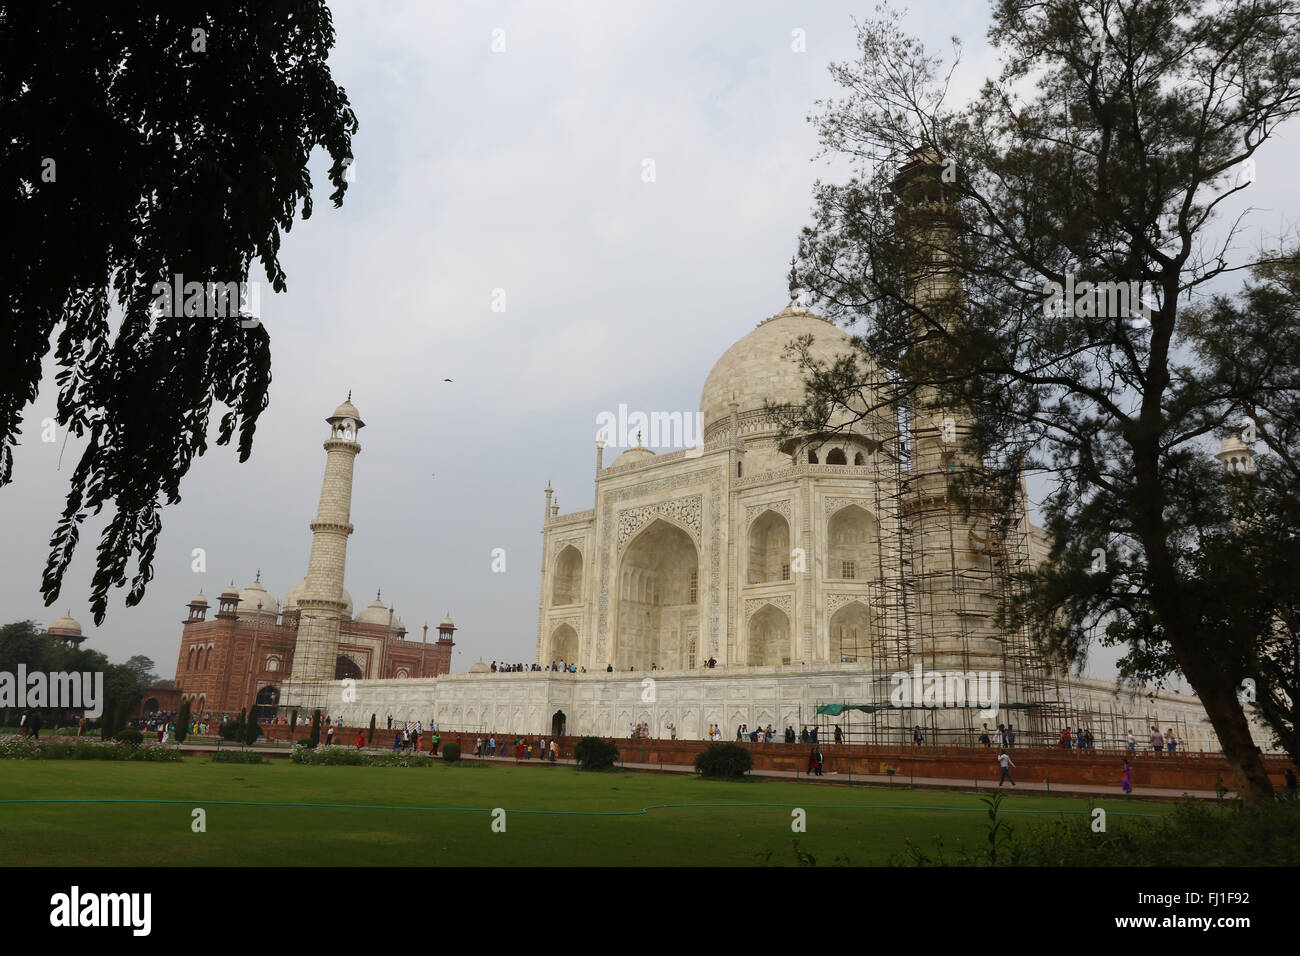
[488,661,586,673]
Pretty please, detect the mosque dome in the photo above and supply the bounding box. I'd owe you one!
[237,576,278,617]
[188,592,208,607]
[469,660,490,674]
[283,578,354,617]
[47,613,83,638]
[356,592,393,626]
[700,303,875,436]
[439,614,456,629]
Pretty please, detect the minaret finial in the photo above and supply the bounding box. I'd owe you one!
[255,568,261,582]
[347,389,352,402]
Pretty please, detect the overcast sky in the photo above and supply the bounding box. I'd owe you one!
[3,1,1295,687]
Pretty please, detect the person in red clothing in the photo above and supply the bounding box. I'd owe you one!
[355,730,364,749]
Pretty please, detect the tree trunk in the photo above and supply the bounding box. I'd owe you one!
[1180,651,1275,804]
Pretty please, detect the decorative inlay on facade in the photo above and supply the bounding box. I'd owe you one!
[745,595,792,619]
[825,496,874,518]
[826,592,872,616]
[744,499,792,526]
[616,495,703,552]
[552,537,584,558]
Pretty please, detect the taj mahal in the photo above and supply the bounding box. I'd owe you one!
[273,159,1278,753]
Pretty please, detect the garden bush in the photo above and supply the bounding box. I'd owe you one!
[573,736,619,771]
[218,721,243,741]
[290,745,435,768]
[0,738,181,761]
[295,738,316,749]
[114,728,144,746]
[693,742,753,779]
[441,742,461,763]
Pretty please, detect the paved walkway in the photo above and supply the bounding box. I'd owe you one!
[172,741,1231,800]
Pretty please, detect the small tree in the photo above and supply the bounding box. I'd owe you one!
[694,743,754,779]
[289,708,298,732]
[174,700,191,744]
[573,736,619,771]
[242,710,261,747]
[368,713,376,746]
[441,742,461,763]
[310,710,322,748]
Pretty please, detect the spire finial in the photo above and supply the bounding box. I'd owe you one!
[255,568,261,582]
[347,389,352,402]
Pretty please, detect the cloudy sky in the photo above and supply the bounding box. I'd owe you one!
[3,1,1295,686]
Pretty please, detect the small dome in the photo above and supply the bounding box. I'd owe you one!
[237,576,278,617]
[220,584,240,599]
[439,614,455,629]
[48,614,82,637]
[356,592,392,626]
[1218,435,1251,456]
[331,399,361,422]
[188,592,208,606]
[611,446,656,467]
[469,660,490,674]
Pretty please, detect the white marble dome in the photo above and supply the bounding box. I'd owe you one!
[237,577,278,617]
[356,593,393,626]
[47,613,82,638]
[612,446,656,467]
[283,578,354,618]
[700,303,873,435]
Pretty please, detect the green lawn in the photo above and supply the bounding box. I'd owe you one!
[0,758,1173,866]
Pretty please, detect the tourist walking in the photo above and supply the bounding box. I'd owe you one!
[912,725,923,747]
[979,724,991,748]
[1150,727,1164,755]
[326,725,335,746]
[356,729,365,749]
[1005,724,1016,748]
[431,732,440,756]
[1126,729,1136,753]
[1164,728,1177,755]
[1121,759,1133,794]
[997,749,1015,787]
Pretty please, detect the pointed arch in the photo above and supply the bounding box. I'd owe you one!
[828,600,876,663]
[827,504,879,581]
[747,603,790,666]
[552,546,583,605]
[747,509,791,584]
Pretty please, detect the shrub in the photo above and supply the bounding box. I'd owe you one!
[114,728,144,746]
[213,750,263,764]
[54,727,78,736]
[442,742,461,763]
[219,721,242,741]
[0,738,181,761]
[694,743,753,779]
[243,716,262,746]
[296,738,316,749]
[368,713,376,746]
[309,710,322,748]
[174,700,191,744]
[573,736,619,771]
[290,745,436,768]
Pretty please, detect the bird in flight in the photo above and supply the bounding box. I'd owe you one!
[443,378,453,382]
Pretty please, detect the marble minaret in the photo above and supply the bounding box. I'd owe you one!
[288,396,364,684]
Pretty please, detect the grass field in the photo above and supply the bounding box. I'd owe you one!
[0,758,1175,866]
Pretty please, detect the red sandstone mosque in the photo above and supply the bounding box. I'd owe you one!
[159,396,456,719]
